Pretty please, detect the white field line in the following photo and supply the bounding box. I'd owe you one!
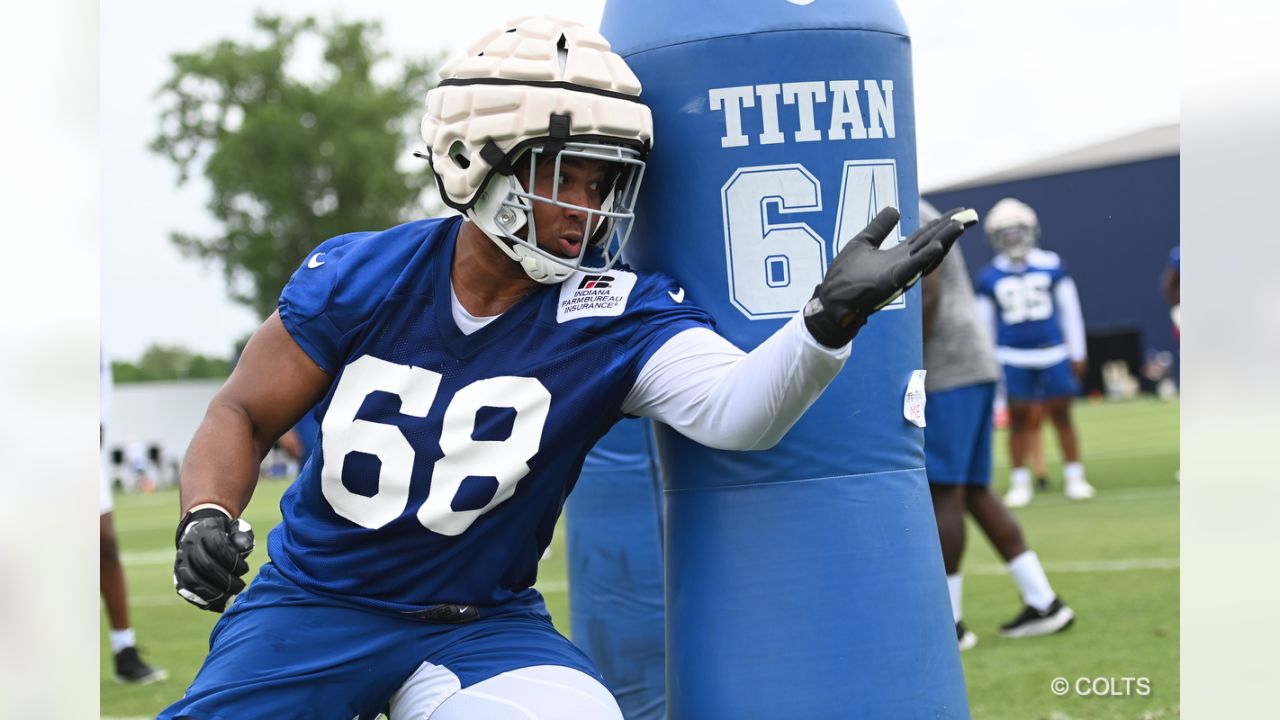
[119,549,179,566]
[118,485,1172,534]
[116,517,193,533]
[967,557,1178,576]
[116,487,1181,569]
[124,559,1175,608]
[111,492,181,509]
[1006,485,1180,506]
[1063,446,1177,462]
[120,485,1180,569]
[127,538,1182,572]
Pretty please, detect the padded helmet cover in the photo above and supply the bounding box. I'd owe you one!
[422,15,654,212]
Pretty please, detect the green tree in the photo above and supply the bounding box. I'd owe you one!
[151,14,439,318]
[112,344,232,383]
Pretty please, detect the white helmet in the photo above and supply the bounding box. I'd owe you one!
[421,16,653,284]
[983,198,1039,262]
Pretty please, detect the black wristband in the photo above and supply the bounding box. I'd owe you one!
[802,292,865,349]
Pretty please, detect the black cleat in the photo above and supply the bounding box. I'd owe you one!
[113,646,169,685]
[1036,475,1050,491]
[956,621,978,651]
[998,597,1075,638]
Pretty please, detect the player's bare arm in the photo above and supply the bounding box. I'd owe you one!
[174,311,330,612]
[180,311,330,515]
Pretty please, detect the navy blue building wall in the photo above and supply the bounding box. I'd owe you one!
[926,155,1180,381]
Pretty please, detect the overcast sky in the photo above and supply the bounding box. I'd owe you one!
[101,0,1179,361]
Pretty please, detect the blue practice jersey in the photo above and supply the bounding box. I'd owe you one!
[976,249,1071,349]
[269,216,713,612]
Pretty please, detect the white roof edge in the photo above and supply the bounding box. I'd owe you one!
[925,123,1179,193]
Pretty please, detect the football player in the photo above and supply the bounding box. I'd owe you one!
[274,408,319,469]
[921,202,1075,646]
[100,344,168,685]
[1162,245,1180,337]
[160,17,976,719]
[1162,245,1179,484]
[975,198,1095,507]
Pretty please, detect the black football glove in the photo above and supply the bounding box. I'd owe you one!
[173,506,255,613]
[803,206,978,348]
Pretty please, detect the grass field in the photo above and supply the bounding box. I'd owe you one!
[102,397,1178,719]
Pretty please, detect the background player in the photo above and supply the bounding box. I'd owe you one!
[160,16,977,719]
[274,408,320,470]
[975,198,1096,507]
[1162,244,1180,484]
[1162,245,1180,337]
[100,344,168,684]
[921,202,1075,647]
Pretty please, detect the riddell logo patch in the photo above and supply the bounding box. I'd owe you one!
[578,275,615,290]
[558,270,637,323]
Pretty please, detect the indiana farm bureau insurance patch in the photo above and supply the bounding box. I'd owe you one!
[557,270,638,322]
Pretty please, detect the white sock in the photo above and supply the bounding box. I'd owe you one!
[1007,551,1055,611]
[109,628,136,654]
[1064,462,1086,483]
[946,574,964,623]
[1010,467,1032,488]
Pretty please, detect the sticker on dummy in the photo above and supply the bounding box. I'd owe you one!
[557,270,638,322]
[904,369,927,428]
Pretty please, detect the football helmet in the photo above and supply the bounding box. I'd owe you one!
[421,16,653,283]
[983,197,1039,262]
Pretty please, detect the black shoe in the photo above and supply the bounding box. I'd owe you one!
[114,646,169,684]
[956,621,978,651]
[998,597,1075,638]
[1036,475,1050,491]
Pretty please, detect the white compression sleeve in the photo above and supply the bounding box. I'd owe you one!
[1054,277,1087,362]
[621,314,849,451]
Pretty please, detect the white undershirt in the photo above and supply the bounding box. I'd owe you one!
[450,286,849,451]
[450,285,500,335]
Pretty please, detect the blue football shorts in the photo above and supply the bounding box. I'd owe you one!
[158,562,601,720]
[924,381,995,487]
[1002,359,1079,402]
